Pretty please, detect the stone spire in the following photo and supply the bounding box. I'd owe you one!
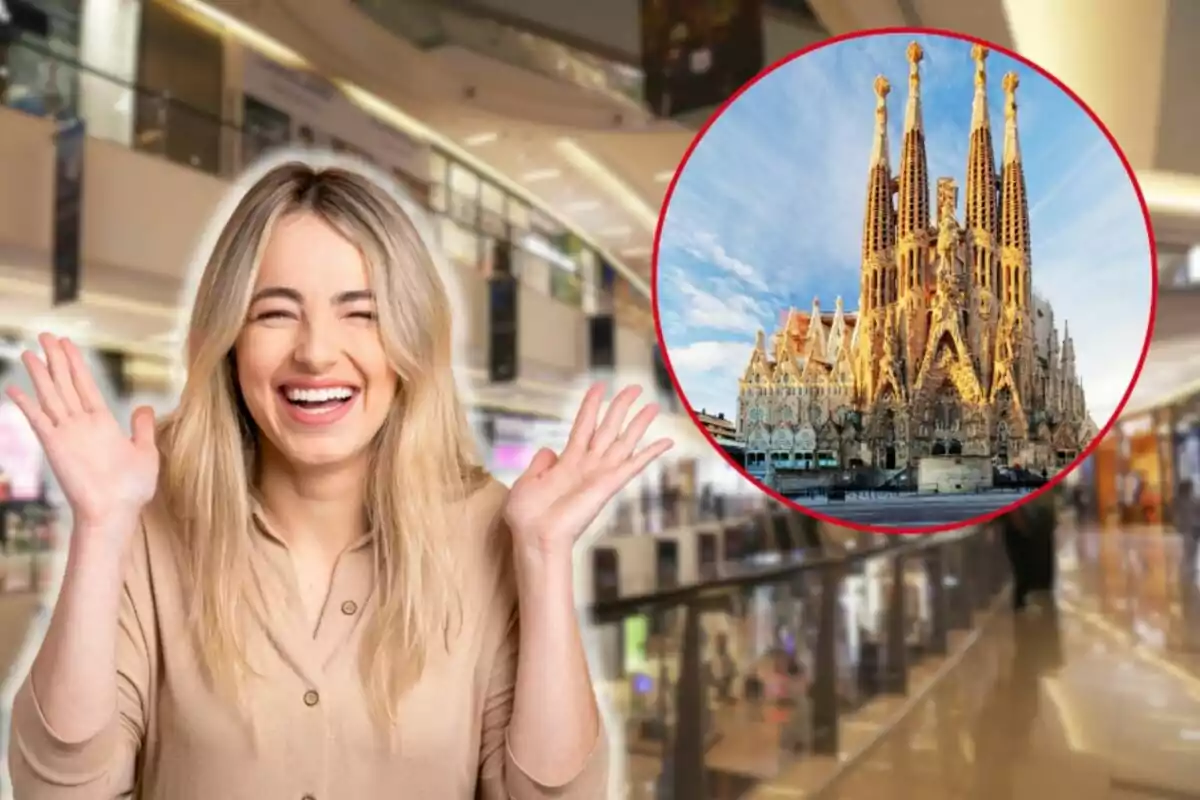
[999,71,1032,311]
[999,71,1030,256]
[862,76,896,261]
[964,43,998,238]
[861,75,896,311]
[896,41,930,242]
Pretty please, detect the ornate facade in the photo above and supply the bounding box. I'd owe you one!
[738,43,1098,478]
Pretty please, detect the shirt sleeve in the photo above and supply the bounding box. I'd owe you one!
[7,521,157,796]
[476,607,610,799]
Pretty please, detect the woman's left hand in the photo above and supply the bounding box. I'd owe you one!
[505,383,674,561]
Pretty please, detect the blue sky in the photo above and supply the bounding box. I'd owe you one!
[656,32,1154,428]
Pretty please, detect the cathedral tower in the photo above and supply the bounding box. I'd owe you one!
[857,75,896,401]
[998,71,1034,400]
[964,44,1001,394]
[896,42,931,300]
[896,42,932,389]
[965,45,999,274]
[860,74,896,308]
[999,71,1031,310]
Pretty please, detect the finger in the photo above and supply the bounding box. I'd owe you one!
[4,387,52,438]
[20,350,67,426]
[131,406,157,451]
[589,385,643,458]
[603,402,660,466]
[62,338,104,414]
[592,438,675,503]
[616,439,675,486]
[39,334,84,416]
[561,383,606,462]
[520,447,558,482]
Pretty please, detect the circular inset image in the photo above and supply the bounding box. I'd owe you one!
[654,29,1156,534]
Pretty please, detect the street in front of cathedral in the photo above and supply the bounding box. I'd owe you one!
[788,487,1036,527]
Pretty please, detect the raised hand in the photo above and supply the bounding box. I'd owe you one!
[5,334,159,536]
[504,383,674,559]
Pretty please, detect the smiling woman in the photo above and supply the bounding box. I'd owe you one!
[1,158,672,798]
[235,212,397,469]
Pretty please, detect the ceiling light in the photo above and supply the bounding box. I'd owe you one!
[464,132,499,146]
[556,139,659,233]
[179,1,649,300]
[175,0,307,68]
[654,170,676,183]
[521,168,561,183]
[1138,170,1200,217]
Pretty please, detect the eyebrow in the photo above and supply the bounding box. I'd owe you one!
[250,287,375,305]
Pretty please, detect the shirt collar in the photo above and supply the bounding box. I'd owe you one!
[249,494,375,552]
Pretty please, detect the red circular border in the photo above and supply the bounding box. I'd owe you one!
[651,25,1159,536]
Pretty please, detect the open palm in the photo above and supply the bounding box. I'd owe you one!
[5,334,159,532]
[505,383,674,557]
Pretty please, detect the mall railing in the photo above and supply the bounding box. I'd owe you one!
[0,502,57,597]
[350,0,833,120]
[0,38,632,324]
[588,520,1009,799]
[351,0,646,111]
[2,37,265,179]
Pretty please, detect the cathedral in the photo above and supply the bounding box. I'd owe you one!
[737,42,1097,480]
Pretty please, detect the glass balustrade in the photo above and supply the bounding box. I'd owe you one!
[0,38,636,317]
[351,0,645,111]
[589,517,1009,798]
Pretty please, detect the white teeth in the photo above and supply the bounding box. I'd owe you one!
[304,404,343,415]
[284,386,355,403]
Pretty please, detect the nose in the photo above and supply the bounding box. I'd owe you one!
[292,315,340,372]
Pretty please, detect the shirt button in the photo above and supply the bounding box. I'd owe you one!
[303,690,320,707]
[341,600,358,615]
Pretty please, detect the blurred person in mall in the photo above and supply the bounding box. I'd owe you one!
[708,630,738,702]
[0,465,10,551]
[3,161,674,798]
[1176,480,1199,597]
[773,650,811,755]
[1000,489,1058,611]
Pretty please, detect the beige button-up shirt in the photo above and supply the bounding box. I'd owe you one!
[8,480,608,798]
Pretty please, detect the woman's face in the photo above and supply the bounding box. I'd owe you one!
[234,211,398,471]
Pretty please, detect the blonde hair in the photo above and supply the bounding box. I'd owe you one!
[156,161,486,729]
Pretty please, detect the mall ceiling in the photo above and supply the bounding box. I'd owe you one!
[111,0,1200,415]
[203,0,1200,262]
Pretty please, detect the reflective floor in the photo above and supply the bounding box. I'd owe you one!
[1,525,1199,798]
[788,525,1200,799]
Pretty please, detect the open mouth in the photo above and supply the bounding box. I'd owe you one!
[280,385,359,415]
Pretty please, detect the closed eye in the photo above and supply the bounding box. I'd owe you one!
[253,310,295,321]
[347,311,377,321]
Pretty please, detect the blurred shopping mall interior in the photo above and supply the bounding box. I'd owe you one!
[2,0,1200,797]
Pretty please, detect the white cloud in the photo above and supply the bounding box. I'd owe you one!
[1027,157,1153,427]
[683,231,769,293]
[667,340,751,418]
[664,272,768,335]
[669,340,753,372]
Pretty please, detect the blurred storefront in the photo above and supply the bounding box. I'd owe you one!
[1089,398,1193,528]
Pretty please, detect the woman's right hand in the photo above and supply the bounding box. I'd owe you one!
[5,334,159,537]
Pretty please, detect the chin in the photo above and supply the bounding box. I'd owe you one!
[276,438,372,471]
